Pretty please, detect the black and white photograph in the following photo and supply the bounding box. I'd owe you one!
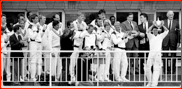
[1,1,181,88]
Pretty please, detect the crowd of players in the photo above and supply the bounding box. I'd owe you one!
[1,9,180,87]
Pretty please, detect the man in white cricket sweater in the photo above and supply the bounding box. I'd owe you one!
[49,21,62,81]
[70,12,88,82]
[111,21,129,82]
[144,20,169,87]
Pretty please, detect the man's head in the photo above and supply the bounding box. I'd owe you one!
[19,19,25,29]
[167,10,174,20]
[110,16,115,25]
[77,12,85,22]
[39,14,46,24]
[18,13,25,23]
[67,21,72,28]
[26,11,33,20]
[53,13,60,22]
[1,14,6,24]
[53,20,59,30]
[96,17,102,27]
[114,21,121,32]
[104,22,111,32]
[98,9,106,20]
[152,26,161,36]
[13,25,21,34]
[140,13,148,23]
[30,14,39,24]
[127,13,134,22]
[87,24,94,34]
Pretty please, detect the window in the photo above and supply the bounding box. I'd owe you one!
[156,11,181,43]
[156,11,179,21]
[116,11,140,24]
[38,10,65,29]
[2,10,26,31]
[80,10,115,24]
[138,12,155,25]
[83,12,98,24]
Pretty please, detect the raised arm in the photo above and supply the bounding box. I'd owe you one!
[147,24,155,34]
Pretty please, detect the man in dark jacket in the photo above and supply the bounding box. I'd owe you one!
[138,13,152,74]
[121,13,140,75]
[162,10,180,74]
[60,21,74,81]
[10,25,24,85]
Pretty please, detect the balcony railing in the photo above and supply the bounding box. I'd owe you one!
[1,50,181,88]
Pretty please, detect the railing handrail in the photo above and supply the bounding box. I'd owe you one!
[1,50,181,53]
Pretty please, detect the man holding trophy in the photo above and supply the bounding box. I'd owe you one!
[144,18,169,87]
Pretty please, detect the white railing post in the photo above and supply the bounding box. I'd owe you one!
[49,53,52,88]
[1,50,181,87]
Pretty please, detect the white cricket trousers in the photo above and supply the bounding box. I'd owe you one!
[51,47,62,79]
[44,52,50,73]
[5,47,11,80]
[69,47,80,77]
[113,48,128,80]
[1,53,5,80]
[29,42,42,81]
[22,47,28,78]
[144,52,162,87]
[104,48,111,79]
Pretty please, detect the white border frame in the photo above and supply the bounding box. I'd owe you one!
[38,10,65,30]
[114,10,141,25]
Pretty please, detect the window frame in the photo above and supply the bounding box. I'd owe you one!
[155,10,181,29]
[80,10,116,19]
[114,10,141,25]
[1,10,27,21]
[138,11,156,25]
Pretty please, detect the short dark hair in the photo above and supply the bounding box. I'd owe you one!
[110,16,115,20]
[127,12,134,17]
[1,14,6,17]
[18,13,25,19]
[26,11,32,18]
[88,24,94,30]
[152,26,158,30]
[13,25,21,32]
[66,21,72,28]
[52,21,59,27]
[30,14,38,22]
[140,13,148,20]
[98,9,106,15]
[52,13,59,20]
